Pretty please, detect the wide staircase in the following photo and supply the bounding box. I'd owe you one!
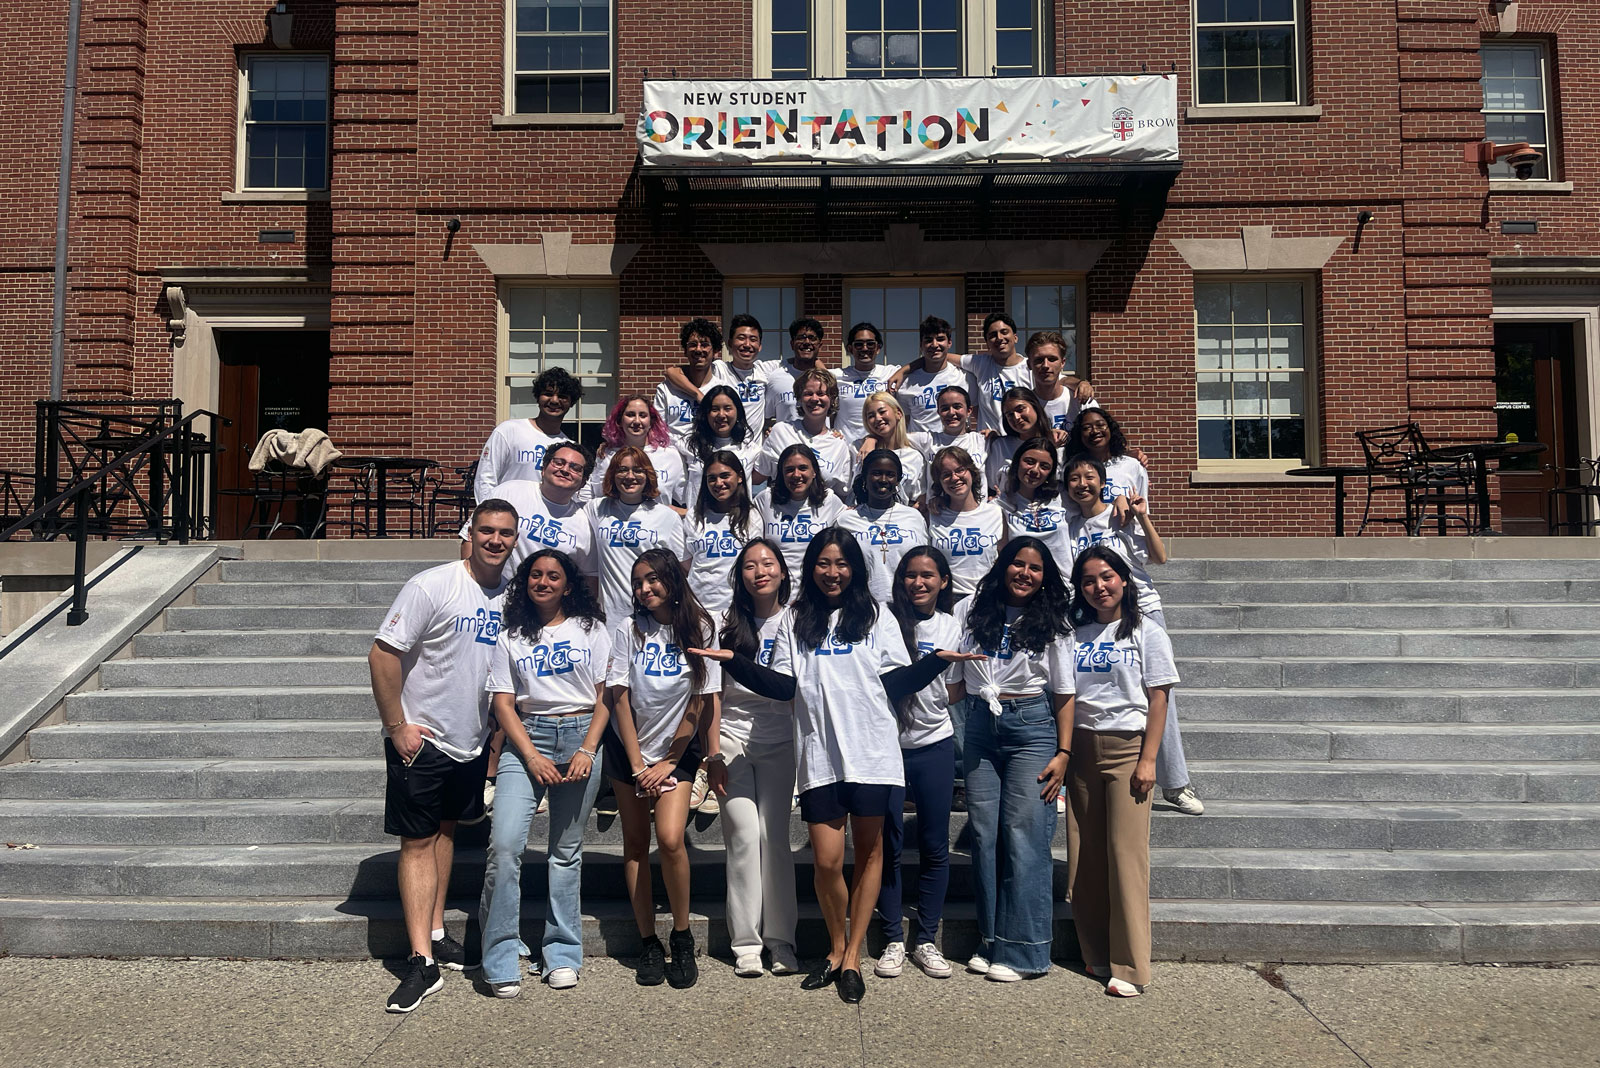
[1,548,1597,962]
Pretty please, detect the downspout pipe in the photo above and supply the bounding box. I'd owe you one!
[49,0,84,401]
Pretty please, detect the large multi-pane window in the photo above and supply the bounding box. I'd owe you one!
[513,0,612,114]
[239,55,328,190]
[1195,279,1310,463]
[846,284,960,364]
[504,287,617,448]
[1008,281,1082,376]
[1481,42,1554,181]
[758,0,1038,79]
[727,285,801,342]
[1194,0,1301,105]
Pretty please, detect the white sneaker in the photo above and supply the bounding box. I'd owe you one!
[536,793,549,815]
[910,943,952,979]
[689,768,710,809]
[986,963,1023,983]
[734,954,765,977]
[769,945,800,975]
[1056,788,1066,814]
[484,781,497,809]
[1107,977,1142,997]
[1164,786,1205,815]
[874,940,905,978]
[492,981,521,998]
[699,791,720,815]
[545,967,578,990]
[966,953,990,975]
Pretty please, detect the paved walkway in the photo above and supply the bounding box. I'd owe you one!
[3,957,1596,1068]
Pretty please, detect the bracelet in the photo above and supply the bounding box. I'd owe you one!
[1054,747,1072,758]
[382,722,404,734]
[577,747,598,759]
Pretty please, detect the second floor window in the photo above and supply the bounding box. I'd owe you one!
[759,0,1039,79]
[1481,41,1554,181]
[513,0,612,114]
[1194,0,1302,106]
[240,55,328,190]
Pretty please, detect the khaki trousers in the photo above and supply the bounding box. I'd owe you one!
[1066,727,1153,987]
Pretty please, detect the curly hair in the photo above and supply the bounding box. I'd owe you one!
[501,549,605,640]
[769,443,828,508]
[531,367,583,406]
[1069,543,1142,641]
[791,528,877,651]
[680,316,724,353]
[1068,406,1129,460]
[600,394,670,449]
[1005,436,1061,503]
[965,536,1072,656]
[719,537,791,660]
[630,546,713,692]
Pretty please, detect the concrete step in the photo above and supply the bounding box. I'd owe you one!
[164,606,387,632]
[1189,761,1600,802]
[1159,579,1600,605]
[1165,602,1600,631]
[0,759,383,800]
[1180,723,1600,762]
[1170,629,1600,659]
[0,895,1593,964]
[1158,558,1600,581]
[191,582,406,607]
[98,657,369,689]
[27,722,381,761]
[1178,656,1600,690]
[1180,689,1600,724]
[64,687,376,722]
[218,560,442,583]
[133,630,376,658]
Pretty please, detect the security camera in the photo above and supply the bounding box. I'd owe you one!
[1506,146,1543,180]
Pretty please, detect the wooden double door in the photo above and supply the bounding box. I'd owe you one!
[1494,322,1581,536]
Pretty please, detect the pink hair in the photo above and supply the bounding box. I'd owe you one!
[601,393,670,449]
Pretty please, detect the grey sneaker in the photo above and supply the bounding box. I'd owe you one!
[769,944,800,975]
[910,942,953,979]
[874,940,905,978]
[1164,785,1205,815]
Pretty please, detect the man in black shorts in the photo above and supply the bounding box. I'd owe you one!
[370,499,516,1012]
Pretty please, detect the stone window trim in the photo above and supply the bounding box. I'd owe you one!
[474,234,641,279]
[1169,225,1343,273]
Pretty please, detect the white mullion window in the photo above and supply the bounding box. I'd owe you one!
[845,281,962,366]
[510,0,613,114]
[502,285,618,449]
[1007,278,1085,377]
[1195,277,1315,467]
[238,55,329,191]
[1481,41,1555,181]
[754,0,1040,78]
[1193,0,1303,106]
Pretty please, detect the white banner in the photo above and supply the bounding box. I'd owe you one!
[638,76,1178,166]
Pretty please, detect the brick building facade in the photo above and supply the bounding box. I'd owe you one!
[3,0,1595,536]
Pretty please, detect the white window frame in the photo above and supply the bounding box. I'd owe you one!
[235,53,330,192]
[844,278,966,367]
[1480,40,1557,182]
[504,0,616,116]
[497,283,619,446]
[723,281,804,355]
[1005,274,1088,379]
[1191,0,1307,108]
[753,0,1044,79]
[1192,274,1319,472]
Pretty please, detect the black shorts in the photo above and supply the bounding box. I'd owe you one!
[383,737,490,839]
[601,722,703,788]
[799,781,894,823]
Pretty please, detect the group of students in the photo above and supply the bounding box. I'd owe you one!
[372,312,1198,1014]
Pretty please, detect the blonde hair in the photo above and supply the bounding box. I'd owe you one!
[861,391,910,450]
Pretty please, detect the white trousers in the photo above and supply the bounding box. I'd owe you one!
[719,730,799,958]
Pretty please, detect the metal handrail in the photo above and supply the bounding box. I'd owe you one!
[3,408,230,626]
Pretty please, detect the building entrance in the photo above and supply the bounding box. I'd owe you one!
[1494,321,1579,535]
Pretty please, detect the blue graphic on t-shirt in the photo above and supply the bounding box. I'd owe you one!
[734,379,766,406]
[517,444,549,468]
[639,640,685,677]
[757,637,775,666]
[916,385,940,413]
[519,640,585,677]
[604,519,657,548]
[1075,640,1139,672]
[456,607,502,645]
[815,631,855,656]
[939,526,999,557]
[778,512,817,544]
[868,523,908,547]
[983,624,1016,661]
[1018,508,1061,533]
[1072,529,1112,555]
[846,375,884,399]
[522,513,577,550]
[695,527,741,559]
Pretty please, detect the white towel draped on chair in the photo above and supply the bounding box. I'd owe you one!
[248,428,343,477]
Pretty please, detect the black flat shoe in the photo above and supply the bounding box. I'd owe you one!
[799,959,839,990]
[836,968,865,1003]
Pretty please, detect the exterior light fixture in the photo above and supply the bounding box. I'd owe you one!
[1463,140,1542,180]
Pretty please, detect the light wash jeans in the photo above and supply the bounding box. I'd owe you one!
[719,731,799,960]
[964,694,1060,975]
[1145,607,1190,792]
[478,714,602,985]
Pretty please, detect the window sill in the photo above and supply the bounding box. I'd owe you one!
[1185,103,1322,122]
[222,191,329,203]
[1489,180,1574,194]
[1189,470,1329,485]
[491,113,627,128]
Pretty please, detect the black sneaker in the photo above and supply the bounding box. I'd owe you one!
[636,935,666,986]
[432,933,467,971]
[666,926,698,989]
[385,954,442,1013]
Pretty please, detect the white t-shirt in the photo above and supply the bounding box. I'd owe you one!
[756,490,848,578]
[770,607,911,791]
[653,377,709,451]
[1067,508,1163,615]
[585,498,688,624]
[984,435,1031,501]
[581,443,687,508]
[900,611,961,749]
[718,608,794,746]
[686,505,764,617]
[1071,616,1179,733]
[927,501,1007,598]
[953,597,1075,700]
[475,420,572,502]
[680,435,764,504]
[999,491,1074,562]
[760,420,856,502]
[831,364,890,441]
[462,479,596,584]
[1102,454,1149,505]
[960,352,1032,434]
[836,503,929,602]
[711,359,778,431]
[1042,391,1097,433]
[374,560,508,760]
[927,429,989,498]
[763,359,817,428]
[896,362,977,436]
[486,616,611,722]
[606,616,721,764]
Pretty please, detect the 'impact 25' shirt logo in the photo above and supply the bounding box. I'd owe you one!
[639,640,685,677]
[455,607,502,646]
[522,513,577,550]
[602,519,660,549]
[982,624,1016,662]
[815,631,856,656]
[1075,641,1140,673]
[937,526,999,557]
[778,512,818,544]
[518,444,549,468]
[694,527,741,559]
[518,640,587,677]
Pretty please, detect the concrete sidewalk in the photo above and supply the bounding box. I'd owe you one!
[2,957,1595,1068]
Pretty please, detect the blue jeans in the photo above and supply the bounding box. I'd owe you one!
[877,736,955,947]
[964,694,1060,975]
[1145,607,1190,792]
[477,714,602,984]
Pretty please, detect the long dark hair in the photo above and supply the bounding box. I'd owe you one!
[687,385,752,461]
[851,447,903,506]
[1069,543,1142,640]
[719,537,791,659]
[693,449,756,535]
[769,443,828,507]
[792,527,876,650]
[1068,406,1129,460]
[966,536,1072,655]
[999,385,1050,441]
[889,546,955,732]
[630,546,712,691]
[501,549,605,639]
[1006,435,1061,503]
